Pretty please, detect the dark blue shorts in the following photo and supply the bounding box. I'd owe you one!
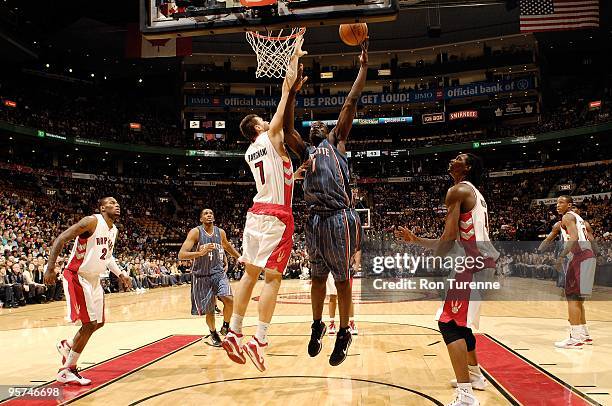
[307,208,362,282]
[191,272,232,316]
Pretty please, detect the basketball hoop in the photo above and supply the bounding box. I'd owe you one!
[246,27,306,79]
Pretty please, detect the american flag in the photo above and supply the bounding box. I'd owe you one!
[519,0,599,33]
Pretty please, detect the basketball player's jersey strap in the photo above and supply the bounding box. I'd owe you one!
[560,211,593,255]
[303,139,352,211]
[191,226,225,276]
[65,214,118,278]
[245,132,294,208]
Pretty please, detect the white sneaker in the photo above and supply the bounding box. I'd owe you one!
[56,367,91,386]
[583,335,593,345]
[451,373,488,391]
[349,320,358,335]
[554,335,585,349]
[328,321,337,336]
[56,340,71,365]
[446,388,480,406]
[243,336,268,372]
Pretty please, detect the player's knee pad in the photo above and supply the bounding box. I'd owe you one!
[465,329,476,352]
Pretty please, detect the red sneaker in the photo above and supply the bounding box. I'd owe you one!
[222,329,246,364]
[243,336,268,372]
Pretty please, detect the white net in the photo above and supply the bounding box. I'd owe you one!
[246,27,306,79]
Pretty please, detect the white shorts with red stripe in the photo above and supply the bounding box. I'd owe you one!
[63,270,105,324]
[240,203,294,273]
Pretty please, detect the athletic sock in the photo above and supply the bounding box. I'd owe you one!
[229,314,244,335]
[581,324,590,336]
[468,364,482,376]
[570,325,582,338]
[457,382,473,394]
[255,321,270,344]
[64,350,81,368]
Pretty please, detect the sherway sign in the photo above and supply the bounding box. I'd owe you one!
[186,78,534,109]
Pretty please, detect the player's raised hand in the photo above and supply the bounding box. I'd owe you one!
[293,35,308,58]
[294,157,312,180]
[290,63,308,94]
[359,39,369,66]
[394,225,417,242]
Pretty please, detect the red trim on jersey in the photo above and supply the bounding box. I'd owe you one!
[249,202,292,216]
[64,270,91,324]
[65,237,88,272]
[282,160,293,208]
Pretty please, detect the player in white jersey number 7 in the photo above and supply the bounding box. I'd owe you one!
[44,197,130,386]
[221,36,307,372]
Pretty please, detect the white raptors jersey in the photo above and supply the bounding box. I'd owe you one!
[65,214,118,279]
[457,181,499,262]
[560,211,592,254]
[245,132,294,207]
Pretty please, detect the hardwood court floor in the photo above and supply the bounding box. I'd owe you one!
[0,278,610,405]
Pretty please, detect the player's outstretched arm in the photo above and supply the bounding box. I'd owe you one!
[44,215,97,284]
[108,256,131,284]
[269,36,307,144]
[219,229,241,260]
[178,228,212,260]
[284,63,308,157]
[331,41,368,154]
[538,221,561,252]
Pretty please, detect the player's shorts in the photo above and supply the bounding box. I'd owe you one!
[565,250,596,299]
[240,202,294,273]
[63,270,104,324]
[307,208,362,283]
[191,271,232,316]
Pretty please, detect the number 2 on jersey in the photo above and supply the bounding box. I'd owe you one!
[100,248,107,260]
[254,161,265,184]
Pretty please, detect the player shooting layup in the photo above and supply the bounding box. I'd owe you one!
[221,37,306,372]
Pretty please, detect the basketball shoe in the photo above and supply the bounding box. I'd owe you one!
[328,320,337,335]
[329,328,351,366]
[554,335,585,349]
[56,367,91,386]
[308,320,327,357]
[56,340,71,365]
[450,367,488,391]
[222,329,246,364]
[446,387,479,406]
[349,320,358,335]
[209,330,222,347]
[583,335,593,345]
[243,337,268,372]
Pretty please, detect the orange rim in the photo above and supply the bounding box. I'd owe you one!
[240,0,278,7]
[248,27,306,41]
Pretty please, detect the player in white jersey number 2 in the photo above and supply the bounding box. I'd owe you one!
[44,197,130,386]
[221,37,307,373]
[395,154,498,406]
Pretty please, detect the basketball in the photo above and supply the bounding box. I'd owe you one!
[339,23,368,46]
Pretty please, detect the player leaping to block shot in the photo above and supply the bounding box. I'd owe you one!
[221,36,306,372]
[44,197,130,386]
[284,42,368,366]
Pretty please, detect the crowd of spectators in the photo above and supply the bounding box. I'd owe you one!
[2,157,610,308]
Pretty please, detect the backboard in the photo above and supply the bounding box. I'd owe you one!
[141,0,400,39]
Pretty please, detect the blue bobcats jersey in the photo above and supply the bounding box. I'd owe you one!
[191,226,224,276]
[303,138,352,211]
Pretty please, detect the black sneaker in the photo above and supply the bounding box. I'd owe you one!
[308,320,326,357]
[214,305,222,315]
[329,329,352,366]
[220,323,229,336]
[210,330,222,347]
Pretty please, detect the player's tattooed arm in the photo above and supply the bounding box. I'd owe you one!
[538,221,561,252]
[219,229,241,260]
[284,63,308,157]
[44,215,97,284]
[178,228,211,260]
[332,40,368,154]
